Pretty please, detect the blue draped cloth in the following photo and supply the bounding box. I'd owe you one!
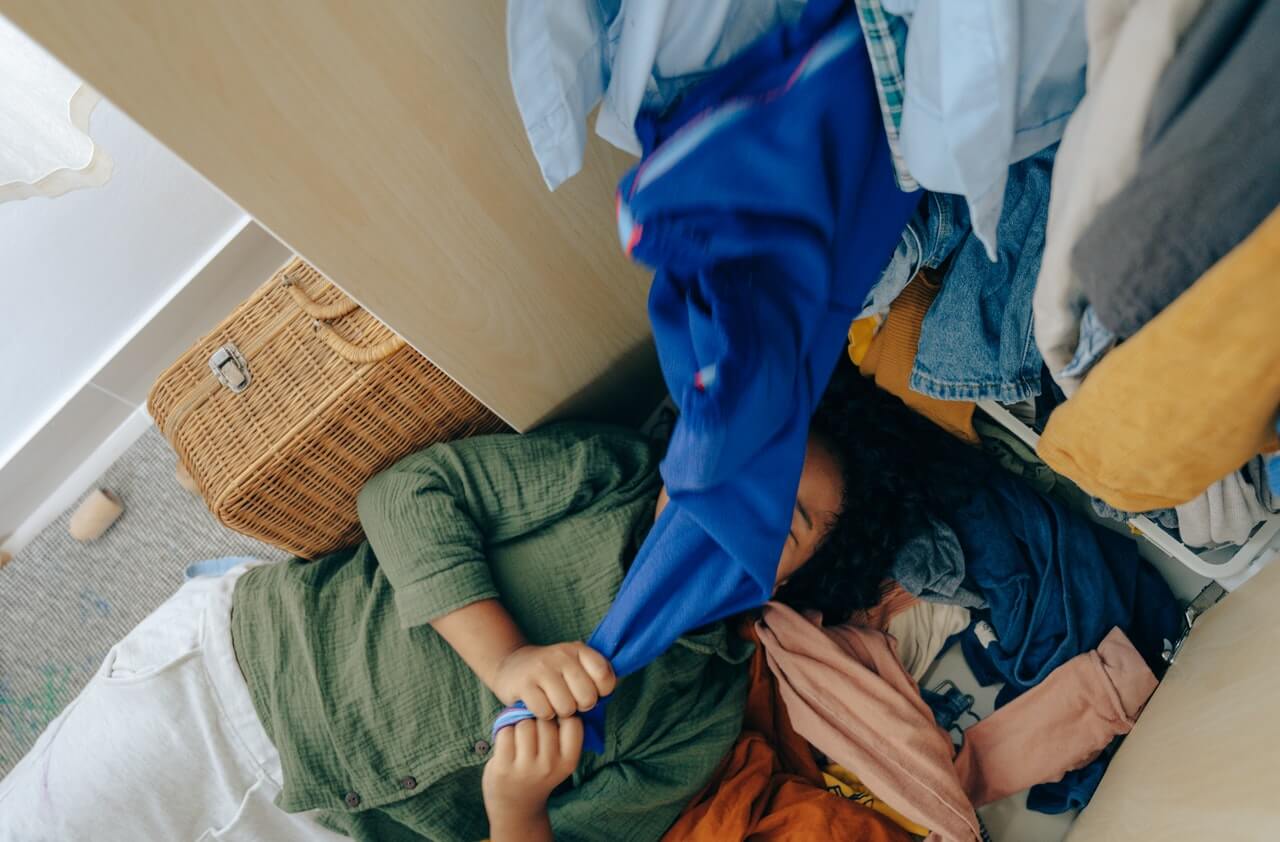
[956,471,1183,812]
[578,0,920,751]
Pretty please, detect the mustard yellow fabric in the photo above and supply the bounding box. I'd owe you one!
[1038,207,1280,510]
[847,314,883,366]
[855,273,980,444]
[822,762,931,838]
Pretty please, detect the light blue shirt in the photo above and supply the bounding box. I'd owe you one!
[507,0,804,190]
[884,0,1086,259]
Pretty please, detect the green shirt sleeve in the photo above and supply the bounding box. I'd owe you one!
[547,663,747,842]
[356,422,658,630]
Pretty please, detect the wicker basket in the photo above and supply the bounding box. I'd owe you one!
[149,257,507,558]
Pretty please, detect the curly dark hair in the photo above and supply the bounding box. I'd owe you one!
[772,357,991,623]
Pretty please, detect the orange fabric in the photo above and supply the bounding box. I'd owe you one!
[1039,207,1280,509]
[663,626,911,842]
[848,581,920,631]
[856,272,980,444]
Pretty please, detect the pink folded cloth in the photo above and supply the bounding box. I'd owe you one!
[757,603,1158,842]
[953,626,1157,807]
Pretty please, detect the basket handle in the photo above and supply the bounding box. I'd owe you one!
[311,319,406,364]
[281,263,406,364]
[280,266,361,320]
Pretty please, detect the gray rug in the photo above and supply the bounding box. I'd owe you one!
[0,427,288,775]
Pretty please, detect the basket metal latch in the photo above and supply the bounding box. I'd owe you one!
[208,343,252,394]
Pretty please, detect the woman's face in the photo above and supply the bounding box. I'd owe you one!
[652,434,844,591]
[773,435,844,590]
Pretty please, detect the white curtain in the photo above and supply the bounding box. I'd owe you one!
[0,14,112,203]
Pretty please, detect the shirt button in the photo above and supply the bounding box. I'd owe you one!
[474,739,491,755]
[343,791,361,808]
[400,775,418,791]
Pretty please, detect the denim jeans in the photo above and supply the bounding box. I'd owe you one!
[910,146,1056,402]
[857,190,969,321]
[1058,306,1116,382]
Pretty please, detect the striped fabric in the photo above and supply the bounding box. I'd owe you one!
[853,0,918,191]
[490,703,537,739]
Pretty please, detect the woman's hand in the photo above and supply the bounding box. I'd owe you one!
[491,642,616,719]
[483,717,584,842]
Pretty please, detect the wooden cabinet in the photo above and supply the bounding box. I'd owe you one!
[1,0,661,430]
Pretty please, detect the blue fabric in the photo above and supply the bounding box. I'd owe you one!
[856,190,968,320]
[1024,740,1118,815]
[859,147,1056,401]
[1058,305,1117,382]
[184,556,257,579]
[910,146,1056,403]
[1270,418,1280,497]
[953,471,1182,812]
[507,0,807,190]
[911,145,1059,401]
[491,702,538,739]
[882,0,1085,260]
[580,0,919,753]
[1091,497,1180,533]
[920,683,974,732]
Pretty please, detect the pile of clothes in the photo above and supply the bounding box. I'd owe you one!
[848,0,1280,549]
[504,0,1280,833]
[657,451,1183,840]
[511,0,1280,551]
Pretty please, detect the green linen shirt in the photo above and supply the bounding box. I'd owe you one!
[230,423,752,841]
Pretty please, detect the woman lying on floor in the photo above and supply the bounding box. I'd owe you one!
[0,367,977,842]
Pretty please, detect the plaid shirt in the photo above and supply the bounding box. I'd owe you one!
[854,0,918,191]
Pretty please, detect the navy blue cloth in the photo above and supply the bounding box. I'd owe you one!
[953,470,1182,812]
[578,0,919,752]
[1024,740,1118,815]
[921,684,975,732]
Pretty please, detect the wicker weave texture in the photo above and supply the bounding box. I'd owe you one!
[148,257,507,558]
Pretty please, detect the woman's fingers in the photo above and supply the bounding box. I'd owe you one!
[521,685,554,720]
[513,719,537,762]
[535,718,560,762]
[501,643,614,719]
[560,661,600,712]
[556,714,584,771]
[539,673,579,719]
[492,722,516,765]
[574,645,617,697]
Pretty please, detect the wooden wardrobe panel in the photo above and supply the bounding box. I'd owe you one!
[1,0,659,430]
[1067,559,1280,841]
